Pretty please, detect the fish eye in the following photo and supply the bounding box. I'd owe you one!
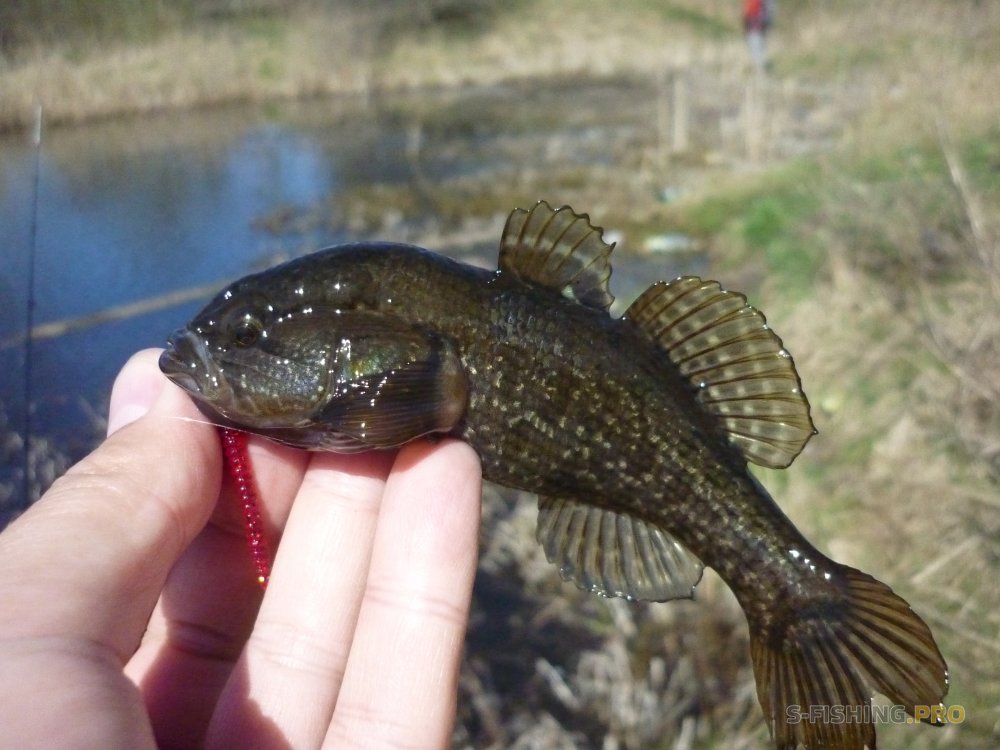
[232,313,263,348]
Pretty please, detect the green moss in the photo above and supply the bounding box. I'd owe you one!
[668,125,998,303]
[241,15,286,45]
[783,33,914,77]
[764,237,824,292]
[257,57,282,81]
[638,0,734,38]
[668,159,820,235]
[742,196,786,247]
[742,189,824,292]
[962,127,1000,193]
[1,0,192,51]
[685,167,823,293]
[854,142,948,186]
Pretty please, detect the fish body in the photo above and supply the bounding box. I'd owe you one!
[160,202,947,749]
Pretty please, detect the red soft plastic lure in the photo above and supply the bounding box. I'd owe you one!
[221,428,270,589]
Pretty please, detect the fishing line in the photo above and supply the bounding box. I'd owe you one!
[23,102,42,506]
[167,415,259,436]
[167,415,230,428]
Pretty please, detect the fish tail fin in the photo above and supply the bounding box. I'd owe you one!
[748,565,948,749]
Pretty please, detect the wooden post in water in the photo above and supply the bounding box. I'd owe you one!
[656,67,690,171]
[744,70,767,162]
[656,68,670,172]
[671,70,689,155]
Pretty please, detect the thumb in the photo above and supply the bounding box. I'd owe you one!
[107,348,172,435]
[0,349,222,658]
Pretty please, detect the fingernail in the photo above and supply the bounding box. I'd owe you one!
[107,349,167,436]
[107,402,152,435]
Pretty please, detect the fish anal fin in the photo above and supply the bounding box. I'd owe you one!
[750,566,948,749]
[536,496,703,602]
[625,277,815,469]
[499,201,615,311]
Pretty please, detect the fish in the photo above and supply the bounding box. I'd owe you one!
[159,201,948,749]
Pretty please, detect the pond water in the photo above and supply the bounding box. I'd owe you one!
[0,80,704,524]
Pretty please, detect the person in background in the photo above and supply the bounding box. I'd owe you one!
[744,0,774,74]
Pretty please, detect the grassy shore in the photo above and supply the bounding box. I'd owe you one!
[1,0,724,131]
[3,0,996,135]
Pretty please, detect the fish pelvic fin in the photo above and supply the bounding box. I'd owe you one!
[499,201,615,311]
[625,277,815,469]
[749,566,948,749]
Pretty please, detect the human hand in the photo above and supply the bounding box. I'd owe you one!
[0,349,482,749]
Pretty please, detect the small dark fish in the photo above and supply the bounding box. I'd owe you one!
[160,202,947,749]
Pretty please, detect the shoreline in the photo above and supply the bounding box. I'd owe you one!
[1,0,994,156]
[0,3,741,133]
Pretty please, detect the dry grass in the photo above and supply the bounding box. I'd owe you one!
[454,487,767,749]
[380,0,740,90]
[0,401,74,524]
[0,5,377,130]
[782,0,1000,150]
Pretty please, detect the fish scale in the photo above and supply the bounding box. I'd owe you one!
[160,201,948,750]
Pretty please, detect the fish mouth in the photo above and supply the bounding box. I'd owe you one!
[159,329,211,396]
[159,329,245,431]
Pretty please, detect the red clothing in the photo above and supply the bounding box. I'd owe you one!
[744,0,771,32]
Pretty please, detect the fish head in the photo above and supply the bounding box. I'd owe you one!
[159,252,469,450]
[159,279,345,430]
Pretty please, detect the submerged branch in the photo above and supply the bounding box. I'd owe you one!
[0,280,224,350]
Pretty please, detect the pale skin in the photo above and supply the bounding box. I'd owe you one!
[0,349,483,750]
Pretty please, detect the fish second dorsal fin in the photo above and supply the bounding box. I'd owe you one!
[625,277,816,469]
[536,496,704,602]
[499,201,615,311]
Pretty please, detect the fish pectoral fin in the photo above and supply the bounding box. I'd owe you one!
[536,496,703,602]
[625,277,816,469]
[499,201,615,311]
[317,344,469,449]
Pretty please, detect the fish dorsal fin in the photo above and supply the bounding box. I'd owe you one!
[499,201,615,311]
[536,496,704,602]
[625,277,815,469]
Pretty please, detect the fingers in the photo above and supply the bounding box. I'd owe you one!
[204,448,395,749]
[325,439,482,749]
[0,349,221,657]
[204,439,482,750]
[127,428,312,750]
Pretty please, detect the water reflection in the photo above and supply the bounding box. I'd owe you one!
[0,81,701,521]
